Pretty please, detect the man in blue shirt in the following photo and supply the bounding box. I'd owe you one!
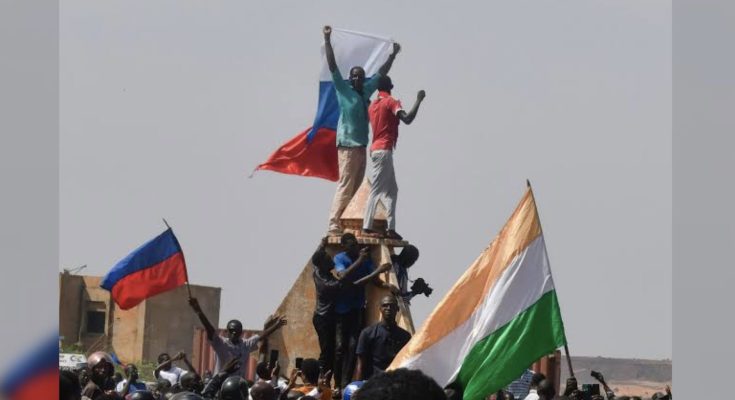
[332,233,392,395]
[323,25,401,235]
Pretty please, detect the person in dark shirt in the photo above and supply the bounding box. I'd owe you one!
[354,295,411,380]
[311,236,384,386]
[331,233,392,393]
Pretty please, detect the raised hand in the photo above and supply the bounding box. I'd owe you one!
[318,370,333,391]
[271,361,281,380]
[417,90,426,102]
[392,42,401,55]
[173,351,186,361]
[323,26,332,38]
[358,247,370,261]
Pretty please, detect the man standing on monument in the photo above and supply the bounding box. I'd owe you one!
[362,76,426,240]
[323,25,401,236]
[188,297,287,378]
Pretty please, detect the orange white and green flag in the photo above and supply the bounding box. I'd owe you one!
[389,187,567,400]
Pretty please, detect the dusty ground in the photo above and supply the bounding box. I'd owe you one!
[607,380,671,398]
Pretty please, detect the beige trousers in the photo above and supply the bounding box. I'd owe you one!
[328,147,366,231]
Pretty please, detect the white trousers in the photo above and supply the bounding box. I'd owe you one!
[363,150,398,230]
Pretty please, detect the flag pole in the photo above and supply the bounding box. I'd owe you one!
[162,218,193,300]
[525,179,575,379]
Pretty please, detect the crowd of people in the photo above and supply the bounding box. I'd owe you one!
[58,230,669,400]
[58,25,669,400]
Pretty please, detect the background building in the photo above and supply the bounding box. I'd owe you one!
[59,272,220,366]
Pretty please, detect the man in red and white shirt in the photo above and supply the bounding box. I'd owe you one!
[363,76,425,240]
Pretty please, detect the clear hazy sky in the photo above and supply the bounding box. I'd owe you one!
[60,0,671,359]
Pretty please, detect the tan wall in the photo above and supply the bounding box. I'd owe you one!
[59,273,84,346]
[142,284,221,363]
[110,302,146,362]
[59,274,221,363]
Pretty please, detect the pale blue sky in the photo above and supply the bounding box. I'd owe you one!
[59,0,671,359]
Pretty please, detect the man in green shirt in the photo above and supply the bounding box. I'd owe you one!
[323,25,401,235]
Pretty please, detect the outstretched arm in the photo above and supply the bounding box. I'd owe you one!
[352,262,392,288]
[397,90,426,125]
[174,351,198,376]
[378,42,401,76]
[259,314,288,341]
[189,297,216,341]
[323,26,337,73]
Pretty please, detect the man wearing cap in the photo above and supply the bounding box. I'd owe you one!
[354,295,412,380]
[189,297,287,378]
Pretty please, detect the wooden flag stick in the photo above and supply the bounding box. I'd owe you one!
[525,179,575,378]
[162,218,193,300]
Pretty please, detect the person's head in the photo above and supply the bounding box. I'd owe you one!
[180,371,203,393]
[124,364,139,380]
[530,372,546,389]
[377,75,394,93]
[396,245,419,268]
[300,358,320,384]
[60,369,82,400]
[113,371,123,384]
[312,248,334,274]
[130,391,156,400]
[170,392,205,400]
[226,319,244,342]
[158,353,173,371]
[537,379,556,400]
[651,393,667,400]
[349,67,366,92]
[251,381,277,400]
[341,233,359,256]
[156,378,173,394]
[379,295,399,325]
[87,351,114,383]
[220,376,249,400]
[255,361,270,380]
[354,369,445,400]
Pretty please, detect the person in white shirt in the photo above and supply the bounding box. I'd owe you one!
[155,351,196,385]
[523,372,546,400]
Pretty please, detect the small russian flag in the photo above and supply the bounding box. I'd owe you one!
[1,334,59,400]
[101,228,189,310]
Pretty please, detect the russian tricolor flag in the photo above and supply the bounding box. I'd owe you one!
[101,228,188,310]
[255,28,393,181]
[0,334,58,400]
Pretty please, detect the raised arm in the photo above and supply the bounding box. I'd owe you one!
[323,26,337,73]
[352,262,394,290]
[174,351,198,377]
[259,314,288,341]
[378,42,401,76]
[189,297,216,341]
[397,90,426,125]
